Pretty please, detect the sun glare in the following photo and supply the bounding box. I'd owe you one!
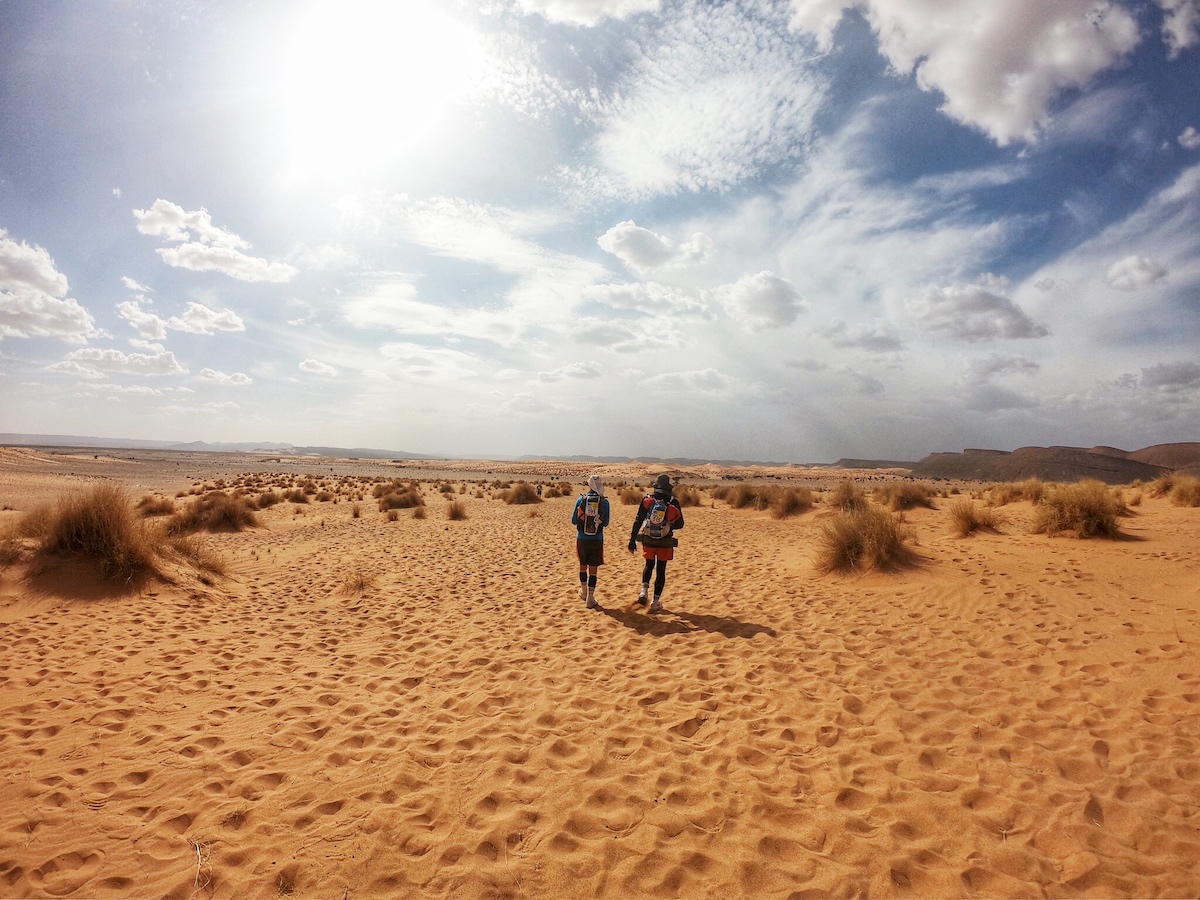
[273,1,485,180]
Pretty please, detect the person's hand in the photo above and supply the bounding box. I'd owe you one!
[627,540,637,553]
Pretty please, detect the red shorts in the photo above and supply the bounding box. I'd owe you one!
[576,539,604,567]
[642,545,674,562]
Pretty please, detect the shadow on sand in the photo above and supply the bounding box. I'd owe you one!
[597,603,776,640]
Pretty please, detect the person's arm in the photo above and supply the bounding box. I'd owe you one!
[628,498,647,549]
[601,497,611,529]
[671,499,685,530]
[571,497,581,527]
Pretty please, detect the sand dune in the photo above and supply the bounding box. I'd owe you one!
[1,456,1199,898]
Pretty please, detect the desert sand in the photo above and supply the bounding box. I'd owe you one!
[1,447,1198,898]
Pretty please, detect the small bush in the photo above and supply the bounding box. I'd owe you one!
[35,483,159,582]
[874,482,934,511]
[828,480,867,513]
[618,488,642,505]
[1169,475,1200,507]
[136,494,176,517]
[377,487,424,511]
[815,505,910,573]
[986,478,1046,507]
[351,503,362,519]
[948,499,1002,537]
[1032,480,1121,538]
[167,492,259,534]
[256,491,283,509]
[447,500,468,520]
[770,487,813,519]
[283,489,309,504]
[500,482,541,505]
[168,534,227,576]
[1148,474,1175,498]
[411,507,426,520]
[675,485,702,507]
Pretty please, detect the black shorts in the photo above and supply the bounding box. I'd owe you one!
[576,539,604,567]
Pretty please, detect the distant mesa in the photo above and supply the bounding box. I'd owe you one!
[909,443,1200,484]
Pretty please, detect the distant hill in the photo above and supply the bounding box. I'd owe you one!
[831,458,917,470]
[0,433,429,460]
[518,454,800,467]
[909,445,1177,484]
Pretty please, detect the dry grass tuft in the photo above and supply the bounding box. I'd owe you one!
[828,479,868,512]
[376,482,425,511]
[34,483,161,583]
[1148,474,1175,498]
[167,491,259,534]
[256,490,283,509]
[986,478,1046,507]
[500,482,542,505]
[447,500,468,520]
[351,502,362,519]
[1169,475,1200,507]
[618,487,642,505]
[948,499,1002,537]
[341,567,377,595]
[815,505,911,573]
[1032,480,1122,538]
[675,485,703,507]
[874,482,935,511]
[168,534,228,577]
[136,494,177,517]
[411,507,426,520]
[770,487,813,520]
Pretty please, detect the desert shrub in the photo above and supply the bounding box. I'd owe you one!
[168,534,227,577]
[1127,490,1143,507]
[500,482,541,505]
[675,485,702,507]
[256,490,282,509]
[315,491,335,502]
[1032,480,1121,538]
[984,478,1045,507]
[948,499,1002,537]
[828,479,868,513]
[136,494,176,517]
[341,567,376,595]
[770,487,813,520]
[411,507,426,520]
[447,500,468,520]
[815,505,910,574]
[35,483,160,582]
[351,503,362,519]
[618,487,642,505]
[439,482,454,494]
[386,509,399,522]
[283,489,309,504]
[1169,475,1200,507]
[1148,474,1175,498]
[377,486,424,511]
[874,482,934,511]
[545,483,574,498]
[167,491,258,534]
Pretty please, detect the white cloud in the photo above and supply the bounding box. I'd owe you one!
[583,3,825,197]
[121,276,152,292]
[1105,254,1168,291]
[643,367,734,392]
[116,300,167,340]
[787,0,1141,145]
[133,199,297,283]
[0,230,96,342]
[1158,0,1200,57]
[712,271,806,330]
[573,318,687,352]
[597,220,712,272]
[166,302,245,334]
[379,342,480,381]
[582,281,710,318]
[964,382,1038,412]
[343,280,521,346]
[299,358,337,376]
[287,242,359,270]
[820,319,903,352]
[515,0,661,26]
[909,277,1048,342]
[58,347,186,376]
[967,354,1040,381]
[200,368,252,385]
[1178,126,1200,150]
[1141,361,1200,390]
[538,361,602,381]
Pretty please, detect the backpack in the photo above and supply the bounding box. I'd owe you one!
[643,496,672,540]
[580,492,602,536]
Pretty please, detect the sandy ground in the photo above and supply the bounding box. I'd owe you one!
[1,449,1198,898]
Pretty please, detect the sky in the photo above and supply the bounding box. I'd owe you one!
[2,0,1199,463]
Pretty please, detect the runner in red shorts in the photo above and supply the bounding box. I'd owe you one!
[627,474,685,614]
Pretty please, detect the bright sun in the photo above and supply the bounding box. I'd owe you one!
[272,0,486,179]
